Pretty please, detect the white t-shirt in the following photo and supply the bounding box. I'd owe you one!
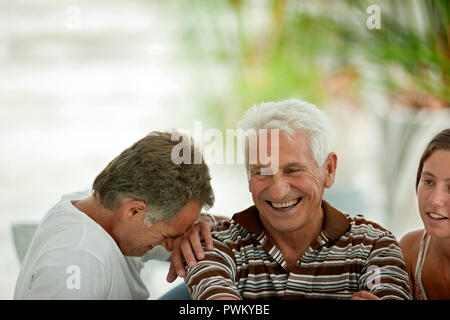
[14,190,168,300]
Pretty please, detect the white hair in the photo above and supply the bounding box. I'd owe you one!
[237,98,332,166]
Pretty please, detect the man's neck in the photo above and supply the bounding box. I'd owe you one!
[72,196,115,235]
[262,207,324,270]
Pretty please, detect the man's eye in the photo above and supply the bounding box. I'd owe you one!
[252,167,268,175]
[251,169,271,179]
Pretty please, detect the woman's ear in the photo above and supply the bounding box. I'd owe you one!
[324,152,337,189]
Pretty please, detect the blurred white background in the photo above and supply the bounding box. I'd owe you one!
[1,0,448,299]
[0,0,253,299]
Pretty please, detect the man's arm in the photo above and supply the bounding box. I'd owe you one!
[183,239,242,300]
[165,213,229,283]
[356,233,412,300]
[16,248,108,299]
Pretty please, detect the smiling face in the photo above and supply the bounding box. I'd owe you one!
[248,130,336,237]
[417,150,450,239]
[114,199,201,256]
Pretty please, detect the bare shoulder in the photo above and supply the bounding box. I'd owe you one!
[399,229,424,258]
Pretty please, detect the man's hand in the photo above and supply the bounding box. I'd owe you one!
[351,291,381,300]
[165,214,215,283]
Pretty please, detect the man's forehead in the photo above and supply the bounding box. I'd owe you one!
[155,199,199,230]
[161,215,197,238]
[175,201,201,227]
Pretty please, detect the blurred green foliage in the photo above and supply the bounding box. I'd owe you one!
[344,0,449,104]
[175,0,449,128]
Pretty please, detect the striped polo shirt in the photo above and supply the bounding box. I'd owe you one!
[184,201,411,300]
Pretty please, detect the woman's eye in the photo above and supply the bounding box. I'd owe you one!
[423,179,433,186]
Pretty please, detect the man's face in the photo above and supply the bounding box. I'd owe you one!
[248,130,334,235]
[117,199,201,257]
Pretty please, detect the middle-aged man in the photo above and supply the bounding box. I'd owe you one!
[183,99,411,300]
[14,131,215,299]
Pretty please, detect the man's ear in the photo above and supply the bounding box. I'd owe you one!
[324,152,337,189]
[123,200,147,222]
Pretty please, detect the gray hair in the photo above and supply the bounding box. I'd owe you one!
[237,98,332,166]
[92,131,214,225]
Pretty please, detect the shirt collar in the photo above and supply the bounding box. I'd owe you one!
[232,200,350,246]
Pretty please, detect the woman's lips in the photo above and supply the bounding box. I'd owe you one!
[426,211,448,220]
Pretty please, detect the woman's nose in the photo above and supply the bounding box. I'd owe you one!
[429,184,447,208]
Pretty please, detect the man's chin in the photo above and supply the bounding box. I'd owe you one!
[270,222,302,234]
[260,214,304,234]
[259,208,302,226]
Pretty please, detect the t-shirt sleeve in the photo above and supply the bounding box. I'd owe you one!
[184,239,242,300]
[358,234,412,300]
[19,248,109,300]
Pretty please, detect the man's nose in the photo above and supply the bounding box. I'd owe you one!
[162,239,173,252]
[267,174,291,201]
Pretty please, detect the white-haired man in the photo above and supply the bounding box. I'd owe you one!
[182,99,411,300]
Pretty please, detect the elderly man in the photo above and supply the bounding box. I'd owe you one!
[14,131,215,299]
[183,99,411,300]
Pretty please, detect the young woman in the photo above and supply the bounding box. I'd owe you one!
[399,128,450,300]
